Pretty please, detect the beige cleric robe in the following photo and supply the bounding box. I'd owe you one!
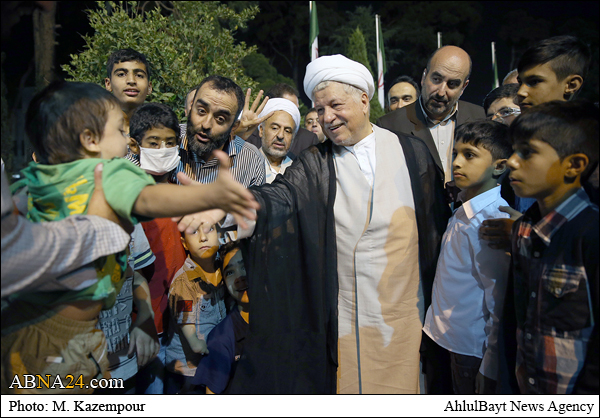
[333,125,424,394]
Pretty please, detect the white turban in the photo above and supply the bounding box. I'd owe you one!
[303,54,375,101]
[258,98,301,136]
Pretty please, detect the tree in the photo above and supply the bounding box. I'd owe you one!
[242,52,296,93]
[33,1,56,89]
[346,27,385,124]
[62,1,260,120]
[323,6,401,82]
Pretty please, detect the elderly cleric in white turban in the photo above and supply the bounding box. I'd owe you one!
[258,97,302,136]
[303,54,375,102]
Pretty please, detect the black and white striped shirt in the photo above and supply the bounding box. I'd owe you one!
[172,126,266,187]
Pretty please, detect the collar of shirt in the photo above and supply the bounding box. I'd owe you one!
[259,148,293,177]
[419,97,459,127]
[183,256,223,287]
[518,188,592,246]
[343,126,376,188]
[457,185,503,220]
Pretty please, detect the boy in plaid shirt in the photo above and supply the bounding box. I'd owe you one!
[502,100,598,394]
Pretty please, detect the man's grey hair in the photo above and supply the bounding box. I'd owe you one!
[312,81,370,113]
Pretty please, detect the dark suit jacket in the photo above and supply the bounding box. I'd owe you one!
[377,99,485,172]
[246,127,319,160]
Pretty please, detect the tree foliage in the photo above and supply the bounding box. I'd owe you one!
[242,52,296,93]
[323,6,401,82]
[346,27,385,124]
[62,1,260,119]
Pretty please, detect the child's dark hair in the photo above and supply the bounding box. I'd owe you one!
[455,120,513,161]
[25,81,120,165]
[197,75,245,120]
[106,48,151,79]
[509,100,599,181]
[218,240,240,263]
[517,35,591,82]
[483,83,519,114]
[129,103,181,144]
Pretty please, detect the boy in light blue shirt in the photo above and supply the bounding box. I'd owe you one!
[423,120,513,394]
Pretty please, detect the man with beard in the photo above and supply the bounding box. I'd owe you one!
[256,98,301,183]
[244,83,319,160]
[177,55,450,394]
[377,46,485,186]
[173,76,266,188]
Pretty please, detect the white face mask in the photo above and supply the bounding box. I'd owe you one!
[139,146,181,175]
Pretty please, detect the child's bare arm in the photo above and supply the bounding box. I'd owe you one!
[133,150,259,221]
[181,324,209,355]
[128,271,159,367]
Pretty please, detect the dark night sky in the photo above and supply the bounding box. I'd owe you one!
[2,1,599,108]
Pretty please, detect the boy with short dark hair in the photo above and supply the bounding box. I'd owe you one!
[1,81,258,393]
[129,102,187,394]
[423,120,513,394]
[481,36,595,251]
[105,48,153,120]
[503,100,598,394]
[517,35,591,110]
[105,48,153,162]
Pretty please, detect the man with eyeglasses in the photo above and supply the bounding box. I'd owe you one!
[483,84,521,126]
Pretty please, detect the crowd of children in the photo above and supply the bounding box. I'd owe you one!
[1,33,597,395]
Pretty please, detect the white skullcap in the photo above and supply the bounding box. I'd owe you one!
[303,54,375,101]
[258,98,301,136]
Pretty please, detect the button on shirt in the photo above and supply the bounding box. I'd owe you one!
[418,98,458,184]
[423,186,510,372]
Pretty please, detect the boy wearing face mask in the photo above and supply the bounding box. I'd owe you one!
[129,103,188,394]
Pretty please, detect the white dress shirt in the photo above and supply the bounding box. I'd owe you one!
[423,186,510,376]
[259,148,293,184]
[418,99,458,184]
[344,126,376,188]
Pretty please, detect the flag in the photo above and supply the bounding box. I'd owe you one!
[491,42,499,89]
[376,14,386,110]
[309,1,319,61]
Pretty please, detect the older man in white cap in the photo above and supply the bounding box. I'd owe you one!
[181,55,450,394]
[256,98,301,183]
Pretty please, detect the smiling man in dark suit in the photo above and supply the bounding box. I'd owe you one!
[378,46,485,185]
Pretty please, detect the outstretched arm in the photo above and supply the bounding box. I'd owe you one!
[1,163,131,297]
[133,150,259,222]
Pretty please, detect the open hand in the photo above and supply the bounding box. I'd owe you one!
[171,151,259,232]
[233,88,273,140]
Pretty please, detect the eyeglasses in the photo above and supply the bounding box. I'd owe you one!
[487,107,521,123]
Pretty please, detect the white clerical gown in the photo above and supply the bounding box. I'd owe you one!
[333,124,424,394]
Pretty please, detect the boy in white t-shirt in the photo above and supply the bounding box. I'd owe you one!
[422,120,513,394]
